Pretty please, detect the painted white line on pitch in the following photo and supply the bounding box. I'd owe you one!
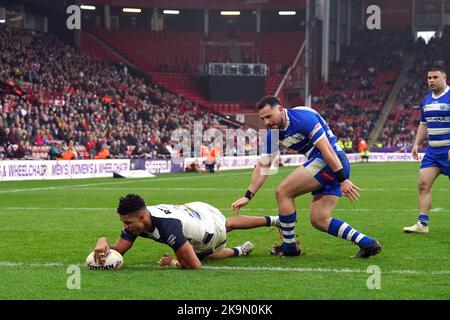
[362,188,449,191]
[0,172,252,194]
[67,187,251,191]
[0,261,449,275]
[1,207,450,213]
[430,208,444,212]
[1,207,113,211]
[201,266,450,275]
[36,186,450,192]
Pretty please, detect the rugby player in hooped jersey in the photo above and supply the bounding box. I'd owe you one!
[231,96,381,258]
[404,65,450,234]
[93,194,280,269]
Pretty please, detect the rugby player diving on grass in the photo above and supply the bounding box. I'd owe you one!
[92,194,280,269]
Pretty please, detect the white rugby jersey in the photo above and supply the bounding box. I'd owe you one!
[120,204,218,253]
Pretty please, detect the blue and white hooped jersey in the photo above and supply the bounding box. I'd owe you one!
[262,107,343,159]
[420,86,450,148]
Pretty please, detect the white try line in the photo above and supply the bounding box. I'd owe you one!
[1,207,449,213]
[51,187,450,192]
[0,172,252,194]
[0,261,449,275]
[2,185,449,193]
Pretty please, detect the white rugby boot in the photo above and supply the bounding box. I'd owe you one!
[403,222,429,234]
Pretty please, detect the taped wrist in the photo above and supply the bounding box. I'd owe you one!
[244,190,254,200]
[334,168,347,183]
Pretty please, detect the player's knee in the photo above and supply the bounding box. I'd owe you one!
[418,178,431,193]
[275,185,288,201]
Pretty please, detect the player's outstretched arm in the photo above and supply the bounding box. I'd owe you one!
[315,137,360,201]
[110,237,134,256]
[173,242,202,269]
[231,157,272,214]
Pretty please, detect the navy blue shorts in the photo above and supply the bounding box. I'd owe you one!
[420,146,450,176]
[303,152,350,197]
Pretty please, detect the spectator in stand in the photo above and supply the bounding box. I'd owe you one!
[0,123,7,147]
[33,129,45,146]
[109,140,121,159]
[344,137,353,153]
[85,133,98,159]
[58,140,78,160]
[48,141,61,160]
[94,144,110,160]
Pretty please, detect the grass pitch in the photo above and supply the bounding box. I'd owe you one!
[0,162,449,300]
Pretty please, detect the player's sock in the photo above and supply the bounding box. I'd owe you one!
[265,216,279,226]
[279,211,297,252]
[328,218,374,248]
[418,214,429,227]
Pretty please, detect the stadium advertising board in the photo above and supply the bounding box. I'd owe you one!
[0,159,130,181]
[360,152,425,162]
[184,153,425,171]
[131,158,184,174]
[0,153,426,181]
[184,154,307,171]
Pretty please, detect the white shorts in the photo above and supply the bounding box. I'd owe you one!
[183,201,227,253]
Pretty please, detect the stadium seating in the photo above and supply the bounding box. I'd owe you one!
[0,25,237,160]
[379,30,450,149]
[311,29,409,149]
[2,24,432,159]
[88,27,304,113]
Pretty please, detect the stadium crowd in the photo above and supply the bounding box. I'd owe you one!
[1,25,447,160]
[379,26,450,150]
[311,29,412,151]
[0,25,224,160]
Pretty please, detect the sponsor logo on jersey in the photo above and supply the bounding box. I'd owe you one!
[168,234,177,246]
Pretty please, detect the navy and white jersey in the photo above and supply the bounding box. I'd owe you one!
[262,107,343,159]
[420,86,450,148]
[120,204,219,252]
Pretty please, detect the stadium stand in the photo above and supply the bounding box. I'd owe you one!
[1,23,443,159]
[87,27,304,113]
[379,26,450,149]
[0,25,238,160]
[311,29,410,151]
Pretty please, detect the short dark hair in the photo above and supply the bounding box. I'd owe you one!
[117,194,146,215]
[257,96,281,110]
[428,64,446,75]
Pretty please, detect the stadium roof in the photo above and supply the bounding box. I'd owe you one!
[12,0,307,11]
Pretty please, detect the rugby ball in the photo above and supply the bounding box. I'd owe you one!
[85,249,124,270]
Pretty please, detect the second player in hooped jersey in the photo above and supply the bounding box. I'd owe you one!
[262,106,348,196]
[232,96,381,258]
[404,64,450,234]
